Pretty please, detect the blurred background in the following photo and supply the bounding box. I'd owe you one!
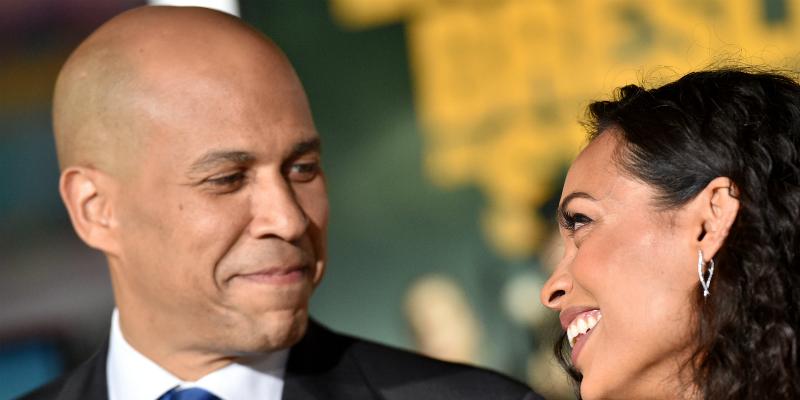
[2,0,799,398]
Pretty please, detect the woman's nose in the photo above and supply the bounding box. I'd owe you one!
[540,265,572,310]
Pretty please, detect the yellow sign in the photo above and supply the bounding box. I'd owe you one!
[330,0,800,259]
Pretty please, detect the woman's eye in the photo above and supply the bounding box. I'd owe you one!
[288,162,320,182]
[559,211,593,235]
[572,213,592,230]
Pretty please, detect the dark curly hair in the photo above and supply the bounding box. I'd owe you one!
[555,69,800,399]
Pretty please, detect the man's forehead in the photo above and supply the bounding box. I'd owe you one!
[53,6,295,173]
[125,53,313,161]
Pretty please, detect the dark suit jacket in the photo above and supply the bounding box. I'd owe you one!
[18,321,543,400]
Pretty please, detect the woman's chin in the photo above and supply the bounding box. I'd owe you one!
[578,372,613,400]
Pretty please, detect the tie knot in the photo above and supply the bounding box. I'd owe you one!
[159,387,222,400]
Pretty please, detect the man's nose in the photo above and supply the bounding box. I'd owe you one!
[248,177,309,242]
[540,262,573,311]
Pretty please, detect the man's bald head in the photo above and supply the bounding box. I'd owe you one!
[53,6,298,175]
[55,6,327,378]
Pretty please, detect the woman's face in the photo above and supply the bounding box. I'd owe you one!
[541,131,701,399]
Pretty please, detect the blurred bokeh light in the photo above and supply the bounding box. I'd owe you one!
[3,1,800,399]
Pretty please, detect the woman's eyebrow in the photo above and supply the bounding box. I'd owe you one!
[558,191,596,213]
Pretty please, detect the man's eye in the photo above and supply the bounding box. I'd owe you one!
[206,172,245,188]
[288,162,320,182]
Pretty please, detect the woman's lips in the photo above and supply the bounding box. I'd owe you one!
[560,308,602,366]
[570,327,593,366]
[567,309,602,346]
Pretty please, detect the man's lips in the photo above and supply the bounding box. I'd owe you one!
[232,264,310,284]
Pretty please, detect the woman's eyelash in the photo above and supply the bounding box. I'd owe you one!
[558,210,593,233]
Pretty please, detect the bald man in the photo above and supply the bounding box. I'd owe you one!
[20,6,542,400]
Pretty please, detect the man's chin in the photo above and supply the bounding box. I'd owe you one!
[267,309,309,348]
[232,308,309,354]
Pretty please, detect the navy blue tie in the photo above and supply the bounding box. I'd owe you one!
[159,387,222,400]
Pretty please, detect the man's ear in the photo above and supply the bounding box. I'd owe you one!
[59,167,120,255]
[695,176,740,259]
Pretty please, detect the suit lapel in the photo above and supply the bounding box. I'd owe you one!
[56,341,109,400]
[281,321,379,400]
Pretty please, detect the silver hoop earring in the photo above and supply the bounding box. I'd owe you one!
[697,249,715,298]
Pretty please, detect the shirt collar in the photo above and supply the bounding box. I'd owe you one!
[106,309,288,400]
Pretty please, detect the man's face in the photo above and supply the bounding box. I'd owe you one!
[110,50,328,355]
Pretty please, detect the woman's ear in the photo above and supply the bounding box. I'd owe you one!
[59,167,121,255]
[696,176,740,259]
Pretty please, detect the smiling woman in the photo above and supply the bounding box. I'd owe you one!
[540,69,800,399]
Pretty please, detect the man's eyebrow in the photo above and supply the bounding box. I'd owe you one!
[188,151,255,174]
[288,138,322,159]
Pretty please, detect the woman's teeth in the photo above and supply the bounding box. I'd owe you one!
[567,309,602,347]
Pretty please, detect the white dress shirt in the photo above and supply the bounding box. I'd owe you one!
[106,309,288,400]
